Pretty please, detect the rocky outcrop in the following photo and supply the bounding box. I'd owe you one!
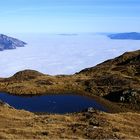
[0,34,27,51]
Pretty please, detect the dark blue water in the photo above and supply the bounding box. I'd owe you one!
[0,92,107,114]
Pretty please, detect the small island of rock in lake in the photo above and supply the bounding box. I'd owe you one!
[0,34,27,51]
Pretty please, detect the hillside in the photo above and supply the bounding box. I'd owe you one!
[77,50,140,110]
[0,50,140,111]
[0,34,27,51]
[0,104,140,139]
[0,50,140,139]
[78,50,140,96]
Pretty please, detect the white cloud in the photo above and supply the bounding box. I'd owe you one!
[0,33,140,77]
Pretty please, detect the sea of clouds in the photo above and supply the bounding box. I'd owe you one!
[0,33,139,77]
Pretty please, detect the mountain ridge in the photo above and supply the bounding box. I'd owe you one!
[0,34,27,51]
[108,32,140,40]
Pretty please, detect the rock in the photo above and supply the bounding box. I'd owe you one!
[89,118,100,126]
[120,96,125,102]
[87,107,98,113]
[0,100,11,108]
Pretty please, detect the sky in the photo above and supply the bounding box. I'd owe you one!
[0,0,140,33]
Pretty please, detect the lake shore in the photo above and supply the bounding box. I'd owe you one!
[0,50,140,112]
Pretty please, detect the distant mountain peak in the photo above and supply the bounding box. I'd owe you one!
[0,34,27,51]
[108,32,140,40]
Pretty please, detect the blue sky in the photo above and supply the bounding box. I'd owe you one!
[0,0,140,33]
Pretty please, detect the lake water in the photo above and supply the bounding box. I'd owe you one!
[0,92,107,114]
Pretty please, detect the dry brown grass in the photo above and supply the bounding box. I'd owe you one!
[103,112,140,139]
[0,105,140,139]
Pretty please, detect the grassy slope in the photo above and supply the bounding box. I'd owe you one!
[0,105,140,139]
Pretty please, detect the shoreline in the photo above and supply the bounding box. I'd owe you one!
[0,90,131,113]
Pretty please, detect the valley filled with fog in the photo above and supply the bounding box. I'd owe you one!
[0,33,139,77]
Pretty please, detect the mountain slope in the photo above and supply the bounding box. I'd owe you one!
[78,50,140,94]
[77,50,140,108]
[0,105,140,139]
[0,50,139,111]
[0,34,27,51]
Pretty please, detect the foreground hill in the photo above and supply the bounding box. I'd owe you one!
[0,103,140,139]
[0,50,140,111]
[108,32,140,40]
[0,34,27,51]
